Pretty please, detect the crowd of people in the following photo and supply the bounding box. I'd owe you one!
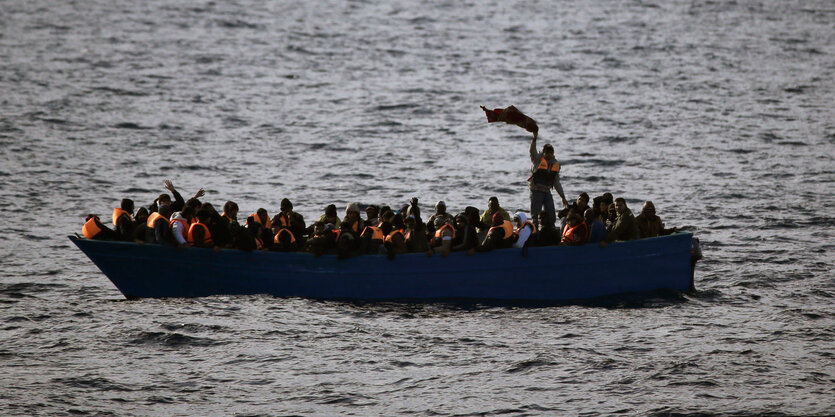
[80,180,677,259]
[82,110,680,258]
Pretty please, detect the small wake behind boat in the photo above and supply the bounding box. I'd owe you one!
[70,233,701,301]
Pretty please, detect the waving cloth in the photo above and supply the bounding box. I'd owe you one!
[480,105,538,137]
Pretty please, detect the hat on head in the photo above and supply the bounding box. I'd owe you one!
[492,212,503,226]
[435,201,446,210]
[280,198,292,211]
[346,202,360,215]
[434,217,445,227]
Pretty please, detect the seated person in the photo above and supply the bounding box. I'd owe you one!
[451,213,478,252]
[561,210,588,246]
[585,208,607,244]
[635,201,675,238]
[530,211,561,246]
[187,209,215,248]
[513,212,536,248]
[429,217,455,257]
[81,214,121,241]
[474,212,514,253]
[360,219,385,255]
[305,222,339,256]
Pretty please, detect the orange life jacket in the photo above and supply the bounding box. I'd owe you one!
[530,156,560,185]
[187,222,213,246]
[273,228,296,244]
[170,218,189,240]
[434,224,456,240]
[385,229,405,244]
[147,212,169,229]
[277,212,292,228]
[562,222,588,245]
[249,213,272,229]
[488,220,515,240]
[362,226,384,241]
[82,216,102,239]
[112,208,132,226]
[516,220,537,235]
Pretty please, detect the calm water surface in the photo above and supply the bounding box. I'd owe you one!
[1,0,833,415]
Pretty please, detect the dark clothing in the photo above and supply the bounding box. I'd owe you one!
[452,224,478,252]
[89,218,122,241]
[114,213,135,241]
[210,214,233,248]
[531,225,561,246]
[635,213,672,238]
[379,221,393,237]
[131,222,150,243]
[153,219,176,246]
[475,227,509,252]
[605,209,640,243]
[234,227,258,252]
[149,189,185,214]
[406,224,430,253]
[305,232,338,256]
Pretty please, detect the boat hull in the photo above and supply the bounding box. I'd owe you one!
[69,233,697,301]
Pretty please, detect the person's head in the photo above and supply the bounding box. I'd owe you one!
[435,201,446,215]
[346,202,360,220]
[404,215,416,229]
[577,192,589,208]
[602,193,614,205]
[223,201,238,217]
[181,205,195,221]
[158,204,172,218]
[121,198,134,213]
[256,208,269,224]
[584,208,595,223]
[157,193,172,206]
[513,212,527,228]
[196,209,212,223]
[313,221,325,235]
[641,201,656,216]
[542,143,554,159]
[365,205,379,220]
[614,198,627,215]
[381,210,394,222]
[391,214,405,229]
[454,214,468,228]
[186,198,202,210]
[280,198,293,213]
[325,204,337,218]
[567,213,580,227]
[135,207,149,222]
[464,206,480,222]
[488,197,499,211]
[366,217,379,227]
[492,212,503,226]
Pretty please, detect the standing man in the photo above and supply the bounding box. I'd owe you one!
[529,134,568,228]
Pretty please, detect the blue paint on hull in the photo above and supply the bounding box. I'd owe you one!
[69,233,697,301]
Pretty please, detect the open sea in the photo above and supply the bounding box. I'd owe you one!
[1,0,833,415]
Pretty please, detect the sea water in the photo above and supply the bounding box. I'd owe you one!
[1,0,833,415]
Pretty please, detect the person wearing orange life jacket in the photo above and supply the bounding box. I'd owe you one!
[529,135,568,229]
[82,214,121,240]
[561,211,589,246]
[429,217,456,257]
[187,209,214,248]
[342,202,364,238]
[246,208,273,249]
[274,198,306,245]
[147,204,176,246]
[170,206,195,248]
[112,198,135,241]
[512,212,536,248]
[384,214,408,257]
[474,212,514,253]
[360,218,386,255]
[304,222,339,256]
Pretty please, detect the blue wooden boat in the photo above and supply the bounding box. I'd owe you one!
[69,233,701,301]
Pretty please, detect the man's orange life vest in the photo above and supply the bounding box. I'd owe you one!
[249,213,272,229]
[112,208,132,226]
[273,228,296,244]
[531,156,560,186]
[434,224,456,240]
[187,222,213,246]
[488,220,515,240]
[362,226,384,241]
[561,222,588,245]
[147,212,169,229]
[385,229,405,244]
[82,216,102,239]
[517,220,537,235]
[170,218,189,240]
